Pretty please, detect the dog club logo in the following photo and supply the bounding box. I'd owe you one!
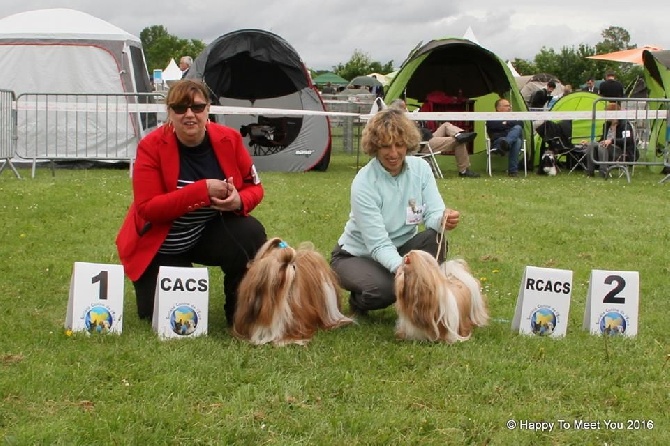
[598,310,628,336]
[169,304,200,336]
[529,306,558,336]
[83,305,114,334]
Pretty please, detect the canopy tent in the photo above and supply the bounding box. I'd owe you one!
[587,45,663,65]
[188,29,331,172]
[507,60,521,78]
[312,72,349,86]
[162,58,183,81]
[0,8,154,162]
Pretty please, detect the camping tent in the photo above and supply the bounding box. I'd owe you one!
[385,37,530,170]
[0,8,154,161]
[641,49,670,170]
[532,91,606,168]
[515,73,564,108]
[386,38,526,104]
[187,29,331,172]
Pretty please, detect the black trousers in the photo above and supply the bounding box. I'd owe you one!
[133,213,267,325]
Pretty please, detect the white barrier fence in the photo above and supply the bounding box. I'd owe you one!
[12,92,166,177]
[0,89,20,178]
[1,91,669,180]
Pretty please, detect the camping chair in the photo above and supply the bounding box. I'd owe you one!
[484,124,527,177]
[536,120,588,173]
[240,116,289,156]
[412,139,443,179]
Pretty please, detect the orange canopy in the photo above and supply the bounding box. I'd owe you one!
[587,45,664,65]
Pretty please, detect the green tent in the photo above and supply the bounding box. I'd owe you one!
[533,92,606,167]
[642,49,670,172]
[312,72,349,86]
[385,37,530,172]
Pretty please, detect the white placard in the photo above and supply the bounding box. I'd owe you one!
[583,270,639,337]
[512,266,573,337]
[65,262,125,334]
[152,266,209,340]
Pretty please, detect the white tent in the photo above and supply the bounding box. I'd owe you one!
[463,26,481,46]
[163,58,183,82]
[507,61,521,78]
[0,8,154,162]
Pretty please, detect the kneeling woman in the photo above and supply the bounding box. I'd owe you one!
[330,108,461,314]
[116,80,267,325]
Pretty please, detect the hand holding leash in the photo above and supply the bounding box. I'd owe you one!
[436,208,459,260]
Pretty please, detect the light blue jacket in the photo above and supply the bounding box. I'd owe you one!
[337,156,446,273]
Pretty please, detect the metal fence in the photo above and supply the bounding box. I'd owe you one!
[13,92,166,177]
[590,97,670,183]
[0,89,20,178]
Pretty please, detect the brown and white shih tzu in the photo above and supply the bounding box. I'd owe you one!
[233,237,353,346]
[394,250,488,343]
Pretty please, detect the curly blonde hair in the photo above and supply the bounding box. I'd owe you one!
[361,108,420,156]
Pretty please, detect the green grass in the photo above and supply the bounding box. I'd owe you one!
[1,153,669,445]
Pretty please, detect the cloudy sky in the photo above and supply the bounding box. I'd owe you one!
[1,1,667,70]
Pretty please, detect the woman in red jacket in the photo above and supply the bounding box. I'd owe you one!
[116,80,267,324]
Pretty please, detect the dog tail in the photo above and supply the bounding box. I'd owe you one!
[440,259,489,327]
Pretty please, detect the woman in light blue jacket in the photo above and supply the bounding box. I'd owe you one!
[330,108,461,315]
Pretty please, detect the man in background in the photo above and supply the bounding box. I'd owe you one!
[582,77,597,93]
[179,56,193,79]
[598,71,625,98]
[389,99,479,178]
[486,98,524,177]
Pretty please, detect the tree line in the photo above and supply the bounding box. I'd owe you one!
[142,25,643,92]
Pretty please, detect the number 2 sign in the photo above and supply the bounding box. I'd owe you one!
[65,262,125,334]
[583,270,640,337]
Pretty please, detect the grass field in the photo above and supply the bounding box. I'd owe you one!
[1,152,668,445]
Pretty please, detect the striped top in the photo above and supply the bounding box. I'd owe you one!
[158,134,225,254]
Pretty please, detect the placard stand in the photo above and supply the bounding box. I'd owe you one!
[583,270,639,337]
[512,266,573,337]
[151,266,209,339]
[65,262,125,334]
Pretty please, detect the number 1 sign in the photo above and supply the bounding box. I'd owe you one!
[65,262,125,334]
[583,270,640,337]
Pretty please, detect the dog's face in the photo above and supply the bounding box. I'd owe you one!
[541,151,558,175]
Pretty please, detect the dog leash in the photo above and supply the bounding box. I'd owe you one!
[435,211,450,261]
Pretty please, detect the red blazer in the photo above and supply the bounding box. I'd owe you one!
[116,122,264,281]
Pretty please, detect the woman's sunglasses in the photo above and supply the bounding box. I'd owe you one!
[170,103,207,114]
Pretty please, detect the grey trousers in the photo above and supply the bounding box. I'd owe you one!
[586,142,622,174]
[330,229,446,311]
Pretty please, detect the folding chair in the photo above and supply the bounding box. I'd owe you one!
[485,124,527,177]
[413,140,443,179]
[536,120,587,173]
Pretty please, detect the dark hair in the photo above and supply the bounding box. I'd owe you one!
[547,81,556,89]
[605,70,616,78]
[165,79,210,109]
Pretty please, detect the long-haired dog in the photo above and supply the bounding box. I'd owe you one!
[394,250,488,343]
[233,237,353,346]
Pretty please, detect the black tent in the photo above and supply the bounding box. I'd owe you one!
[187,29,331,172]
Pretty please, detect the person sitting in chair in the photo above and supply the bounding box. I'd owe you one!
[486,98,524,177]
[389,99,479,178]
[585,102,637,177]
